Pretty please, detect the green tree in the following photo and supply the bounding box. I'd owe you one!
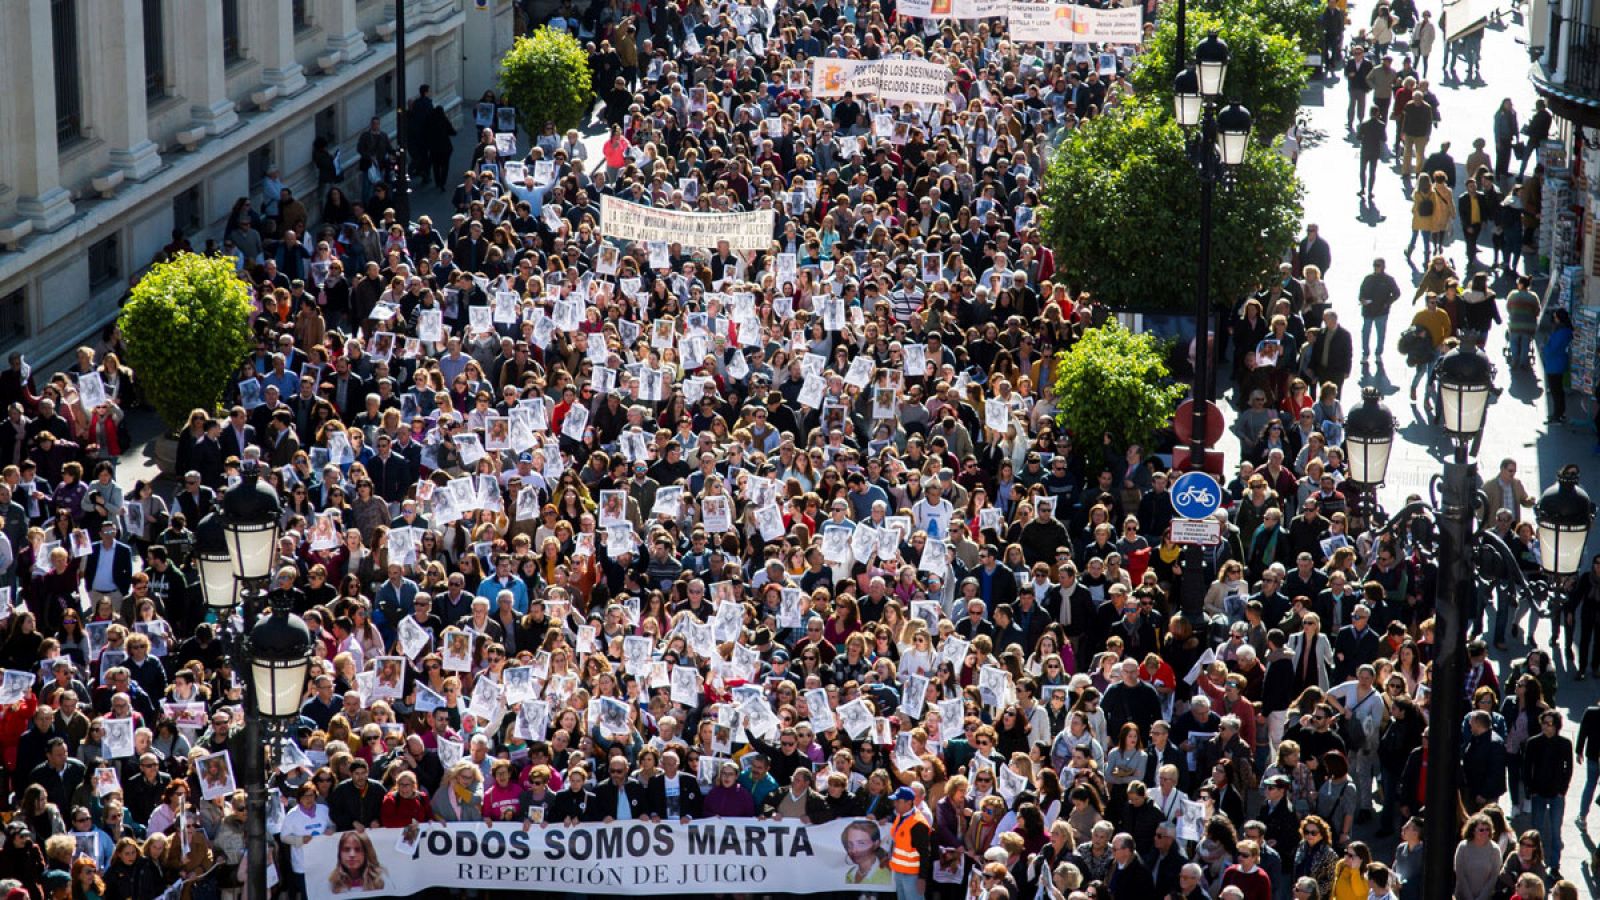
[1051,323,1187,450]
[118,253,254,433]
[1039,104,1303,314]
[1132,9,1307,140]
[499,27,594,135]
[1191,0,1323,54]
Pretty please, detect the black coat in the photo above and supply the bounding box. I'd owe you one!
[550,787,603,823]
[1106,855,1154,900]
[327,778,385,831]
[642,772,704,819]
[592,778,648,820]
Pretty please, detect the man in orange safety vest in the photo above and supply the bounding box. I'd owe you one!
[887,786,932,900]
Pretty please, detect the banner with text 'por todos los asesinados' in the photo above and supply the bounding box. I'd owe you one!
[599,195,775,251]
[303,819,896,899]
[809,58,954,104]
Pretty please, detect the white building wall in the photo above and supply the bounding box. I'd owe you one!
[0,0,508,369]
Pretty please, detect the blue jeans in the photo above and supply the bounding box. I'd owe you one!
[1531,795,1565,867]
[1580,758,1600,816]
[1362,313,1389,360]
[1509,333,1533,367]
[895,871,924,900]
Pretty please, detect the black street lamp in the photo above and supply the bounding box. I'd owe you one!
[1344,387,1397,491]
[1534,465,1595,577]
[1340,340,1587,898]
[197,462,294,900]
[1173,32,1253,622]
[393,0,411,225]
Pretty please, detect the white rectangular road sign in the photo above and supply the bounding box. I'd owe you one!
[1171,518,1222,546]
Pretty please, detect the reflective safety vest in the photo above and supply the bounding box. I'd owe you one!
[889,811,928,875]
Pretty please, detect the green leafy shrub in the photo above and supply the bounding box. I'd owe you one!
[499,27,594,135]
[118,253,254,433]
[1052,323,1188,451]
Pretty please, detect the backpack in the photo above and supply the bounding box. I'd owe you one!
[1337,689,1379,753]
[1417,194,1436,217]
[1398,325,1432,366]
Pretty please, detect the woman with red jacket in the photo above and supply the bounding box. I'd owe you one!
[378,770,431,827]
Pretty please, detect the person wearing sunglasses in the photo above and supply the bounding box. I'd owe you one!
[1452,812,1504,900]
[1292,814,1338,898]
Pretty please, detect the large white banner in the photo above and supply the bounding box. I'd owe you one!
[810,57,952,103]
[1072,5,1143,43]
[600,195,774,251]
[899,0,1009,17]
[304,820,896,899]
[1006,0,1076,42]
[1442,0,1491,41]
[1001,1,1146,44]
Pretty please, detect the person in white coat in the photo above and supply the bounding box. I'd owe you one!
[1286,613,1336,693]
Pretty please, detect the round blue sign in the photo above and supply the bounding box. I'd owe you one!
[1171,471,1222,519]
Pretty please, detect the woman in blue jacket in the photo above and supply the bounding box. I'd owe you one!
[1542,308,1574,423]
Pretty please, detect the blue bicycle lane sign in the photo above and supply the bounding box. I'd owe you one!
[1171,471,1222,520]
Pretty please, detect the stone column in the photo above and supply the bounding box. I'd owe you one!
[258,0,308,96]
[320,0,368,62]
[173,0,237,134]
[10,0,75,230]
[95,0,162,180]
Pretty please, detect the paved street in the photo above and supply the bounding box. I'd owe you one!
[1284,0,1600,884]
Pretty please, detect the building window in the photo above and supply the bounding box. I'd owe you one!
[374,71,395,117]
[88,236,120,291]
[51,0,83,145]
[292,0,310,31]
[222,0,242,63]
[173,185,201,236]
[0,288,27,354]
[248,144,273,191]
[143,0,166,99]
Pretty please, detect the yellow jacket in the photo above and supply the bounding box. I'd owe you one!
[1332,865,1368,900]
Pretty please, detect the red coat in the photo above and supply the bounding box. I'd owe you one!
[379,789,432,827]
[0,693,38,772]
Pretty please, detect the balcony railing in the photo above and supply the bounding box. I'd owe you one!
[1547,18,1600,98]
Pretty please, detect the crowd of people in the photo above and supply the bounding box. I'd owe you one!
[0,3,1591,900]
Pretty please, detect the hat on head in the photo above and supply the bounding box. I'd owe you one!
[770,649,790,663]
[43,871,70,893]
[890,787,916,803]
[1263,774,1291,789]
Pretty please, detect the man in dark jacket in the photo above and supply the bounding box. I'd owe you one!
[1259,776,1301,864]
[1457,173,1496,265]
[1103,659,1164,737]
[593,756,647,821]
[123,753,171,825]
[26,738,86,811]
[1115,782,1164,855]
[1357,258,1401,363]
[1332,608,1383,682]
[1309,309,1355,388]
[1522,710,1574,871]
[1295,224,1332,275]
[1107,833,1154,900]
[1145,823,1189,896]
[1344,46,1374,130]
[1460,710,1508,810]
[760,768,833,823]
[327,758,385,831]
